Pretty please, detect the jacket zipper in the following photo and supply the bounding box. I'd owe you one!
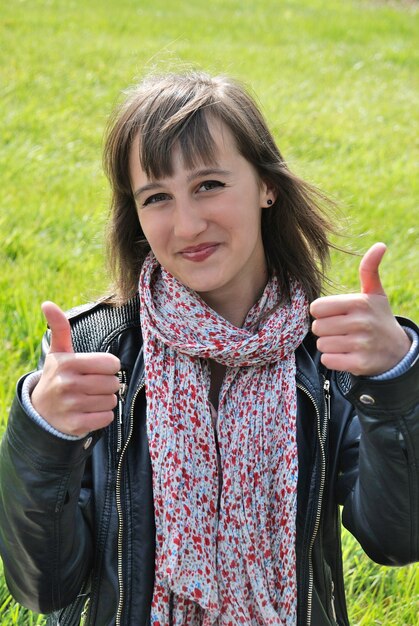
[330,579,337,623]
[324,380,336,626]
[115,374,145,626]
[296,377,329,626]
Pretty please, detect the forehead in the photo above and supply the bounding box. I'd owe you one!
[129,117,240,181]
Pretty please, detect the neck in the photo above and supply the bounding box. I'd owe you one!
[199,278,268,327]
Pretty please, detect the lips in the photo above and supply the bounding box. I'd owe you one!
[179,243,219,262]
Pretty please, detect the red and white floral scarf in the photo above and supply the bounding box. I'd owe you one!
[139,253,309,625]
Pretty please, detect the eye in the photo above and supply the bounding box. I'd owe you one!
[198,180,226,192]
[142,192,170,207]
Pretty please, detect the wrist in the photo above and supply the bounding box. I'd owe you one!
[371,326,418,381]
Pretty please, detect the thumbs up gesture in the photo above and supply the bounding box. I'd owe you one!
[31,302,121,436]
[310,243,412,376]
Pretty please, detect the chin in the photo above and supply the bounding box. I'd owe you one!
[174,271,225,295]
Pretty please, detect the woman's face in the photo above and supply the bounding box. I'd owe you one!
[129,119,272,317]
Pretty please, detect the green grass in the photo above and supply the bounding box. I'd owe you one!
[0,0,418,623]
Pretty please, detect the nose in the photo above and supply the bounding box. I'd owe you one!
[173,198,207,240]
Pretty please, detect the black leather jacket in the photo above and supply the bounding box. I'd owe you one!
[0,297,418,626]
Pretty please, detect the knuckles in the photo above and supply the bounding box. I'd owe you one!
[349,354,372,376]
[53,374,77,396]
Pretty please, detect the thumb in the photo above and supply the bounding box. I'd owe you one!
[42,301,74,353]
[359,242,387,295]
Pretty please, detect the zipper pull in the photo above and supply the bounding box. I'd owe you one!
[324,378,331,421]
[117,371,127,456]
[118,371,127,422]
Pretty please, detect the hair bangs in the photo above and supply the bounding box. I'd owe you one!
[139,106,219,179]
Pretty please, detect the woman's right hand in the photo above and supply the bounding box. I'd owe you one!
[31,302,121,436]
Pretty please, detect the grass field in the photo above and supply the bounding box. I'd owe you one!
[0,0,418,623]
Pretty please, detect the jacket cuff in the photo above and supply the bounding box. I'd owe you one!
[345,317,419,417]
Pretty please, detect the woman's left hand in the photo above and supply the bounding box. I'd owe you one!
[310,243,412,376]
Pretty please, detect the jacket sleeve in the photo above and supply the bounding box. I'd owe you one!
[339,319,419,566]
[0,374,101,614]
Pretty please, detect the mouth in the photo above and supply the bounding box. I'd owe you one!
[179,243,219,262]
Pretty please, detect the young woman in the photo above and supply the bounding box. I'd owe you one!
[0,71,418,626]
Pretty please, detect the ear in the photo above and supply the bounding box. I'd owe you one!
[259,179,277,208]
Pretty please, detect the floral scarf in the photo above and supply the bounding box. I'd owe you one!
[139,253,309,625]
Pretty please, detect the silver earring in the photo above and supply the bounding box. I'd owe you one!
[267,199,273,206]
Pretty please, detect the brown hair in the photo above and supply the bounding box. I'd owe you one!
[103,71,336,303]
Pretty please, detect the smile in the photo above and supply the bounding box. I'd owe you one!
[179,243,219,262]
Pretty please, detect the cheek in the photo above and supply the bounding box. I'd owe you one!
[137,212,168,252]
[137,212,153,240]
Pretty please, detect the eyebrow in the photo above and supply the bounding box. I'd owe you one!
[133,167,232,199]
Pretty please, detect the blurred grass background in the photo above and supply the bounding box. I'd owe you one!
[0,0,418,623]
